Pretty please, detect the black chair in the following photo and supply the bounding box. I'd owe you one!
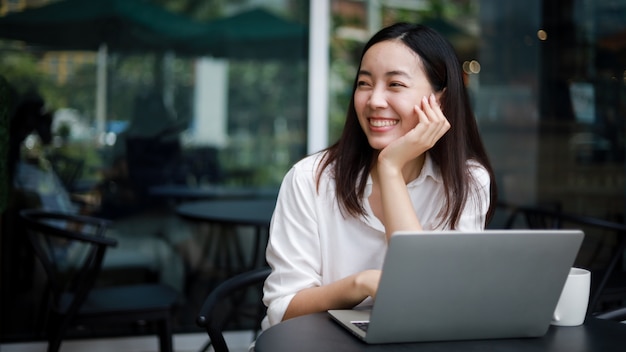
[594,307,626,322]
[125,136,183,194]
[497,202,626,317]
[46,153,85,193]
[197,266,271,352]
[19,209,181,352]
[182,146,223,186]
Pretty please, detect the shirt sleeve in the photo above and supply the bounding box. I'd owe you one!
[456,162,492,231]
[262,159,323,327]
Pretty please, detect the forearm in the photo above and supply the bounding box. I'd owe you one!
[282,270,378,321]
[378,165,422,239]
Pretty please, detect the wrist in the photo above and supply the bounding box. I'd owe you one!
[376,160,403,179]
[354,270,377,298]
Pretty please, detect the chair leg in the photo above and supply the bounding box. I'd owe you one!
[47,335,62,352]
[46,316,65,352]
[158,318,174,352]
[198,339,213,352]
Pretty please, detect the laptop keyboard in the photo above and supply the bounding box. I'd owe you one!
[351,321,370,332]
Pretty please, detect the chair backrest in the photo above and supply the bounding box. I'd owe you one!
[498,202,626,314]
[19,209,117,330]
[197,266,271,352]
[500,202,563,229]
[46,154,85,192]
[182,146,222,186]
[125,136,183,191]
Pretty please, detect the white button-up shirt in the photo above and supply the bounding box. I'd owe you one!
[262,151,491,328]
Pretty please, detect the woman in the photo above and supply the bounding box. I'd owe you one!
[262,23,497,329]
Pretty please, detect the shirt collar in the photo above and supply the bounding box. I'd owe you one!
[408,152,442,187]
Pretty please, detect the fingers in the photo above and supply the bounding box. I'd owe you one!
[419,93,449,127]
[413,94,450,147]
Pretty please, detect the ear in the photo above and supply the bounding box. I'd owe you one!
[434,87,447,106]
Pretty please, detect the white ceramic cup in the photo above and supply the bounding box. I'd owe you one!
[551,267,591,326]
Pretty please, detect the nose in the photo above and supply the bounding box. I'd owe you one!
[368,86,387,109]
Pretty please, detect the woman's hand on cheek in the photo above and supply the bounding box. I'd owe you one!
[414,93,451,150]
[378,94,450,170]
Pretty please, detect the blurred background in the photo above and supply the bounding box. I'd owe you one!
[1,0,625,344]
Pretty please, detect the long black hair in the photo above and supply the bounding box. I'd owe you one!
[317,23,497,228]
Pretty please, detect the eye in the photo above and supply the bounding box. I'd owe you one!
[356,80,371,88]
[389,81,406,88]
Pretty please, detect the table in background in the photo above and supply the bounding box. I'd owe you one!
[176,198,277,291]
[255,313,626,352]
[149,184,278,202]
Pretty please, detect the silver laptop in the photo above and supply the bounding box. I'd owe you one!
[328,230,584,344]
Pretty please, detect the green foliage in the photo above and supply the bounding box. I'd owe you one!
[53,62,97,118]
[57,123,71,140]
[50,142,103,183]
[0,49,60,109]
[225,60,308,185]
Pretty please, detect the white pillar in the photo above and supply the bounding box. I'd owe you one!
[95,43,107,137]
[307,0,330,154]
[192,57,228,147]
[367,0,382,35]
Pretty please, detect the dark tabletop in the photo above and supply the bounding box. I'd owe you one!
[149,184,278,201]
[255,312,626,352]
[176,198,277,227]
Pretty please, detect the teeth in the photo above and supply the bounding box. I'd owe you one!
[370,119,398,127]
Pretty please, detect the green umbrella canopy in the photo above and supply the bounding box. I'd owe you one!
[0,0,206,54]
[0,1,308,59]
[190,8,308,60]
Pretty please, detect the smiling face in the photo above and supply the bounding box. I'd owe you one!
[354,39,437,150]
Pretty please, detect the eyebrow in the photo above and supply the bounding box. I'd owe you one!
[358,69,412,79]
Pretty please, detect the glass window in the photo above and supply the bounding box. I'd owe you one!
[330,0,625,220]
[0,0,309,339]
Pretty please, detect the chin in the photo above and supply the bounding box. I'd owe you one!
[367,140,391,151]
